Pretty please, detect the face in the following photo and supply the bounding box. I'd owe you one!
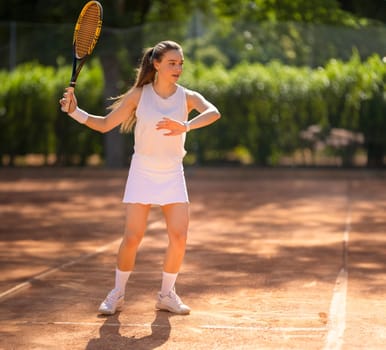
[154,49,184,83]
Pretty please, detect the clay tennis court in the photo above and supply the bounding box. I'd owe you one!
[1,167,385,349]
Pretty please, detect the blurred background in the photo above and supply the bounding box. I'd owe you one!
[0,0,385,168]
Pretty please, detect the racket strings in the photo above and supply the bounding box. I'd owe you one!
[75,4,102,59]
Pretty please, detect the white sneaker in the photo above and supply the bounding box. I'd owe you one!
[155,289,191,315]
[98,289,124,315]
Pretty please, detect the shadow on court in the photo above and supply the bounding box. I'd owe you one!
[85,311,173,350]
[0,167,385,349]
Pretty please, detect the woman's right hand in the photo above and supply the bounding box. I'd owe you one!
[59,87,78,114]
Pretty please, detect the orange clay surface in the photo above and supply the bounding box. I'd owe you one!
[0,167,385,350]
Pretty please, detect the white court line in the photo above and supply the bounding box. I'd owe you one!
[0,238,120,301]
[17,320,326,333]
[0,221,159,301]
[200,325,325,332]
[323,201,351,350]
[3,201,352,343]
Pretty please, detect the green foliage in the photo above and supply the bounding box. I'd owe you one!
[337,0,386,24]
[1,53,385,167]
[0,63,57,163]
[211,0,379,26]
[1,0,384,168]
[181,17,386,69]
[181,53,386,166]
[357,55,386,166]
[0,60,104,166]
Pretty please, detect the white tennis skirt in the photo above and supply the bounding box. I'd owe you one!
[122,154,189,205]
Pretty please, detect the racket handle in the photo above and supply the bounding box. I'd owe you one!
[61,86,75,113]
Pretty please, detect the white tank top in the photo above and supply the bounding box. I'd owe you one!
[134,83,188,162]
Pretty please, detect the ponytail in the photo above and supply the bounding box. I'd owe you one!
[107,47,156,133]
[134,48,157,88]
[109,41,182,133]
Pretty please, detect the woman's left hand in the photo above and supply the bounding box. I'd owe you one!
[156,117,187,136]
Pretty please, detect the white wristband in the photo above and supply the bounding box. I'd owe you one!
[183,121,190,132]
[68,106,88,124]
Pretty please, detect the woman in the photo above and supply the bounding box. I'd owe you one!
[59,40,220,315]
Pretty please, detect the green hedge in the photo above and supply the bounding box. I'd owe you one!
[0,53,385,166]
[181,53,386,166]
[0,59,104,165]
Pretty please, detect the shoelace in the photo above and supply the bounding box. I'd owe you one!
[105,291,122,306]
[168,291,183,306]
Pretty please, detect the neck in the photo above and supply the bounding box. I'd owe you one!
[153,80,177,99]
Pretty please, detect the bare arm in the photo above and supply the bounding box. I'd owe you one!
[155,89,221,135]
[60,87,140,133]
[185,89,221,131]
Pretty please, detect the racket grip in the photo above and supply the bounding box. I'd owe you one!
[61,86,75,113]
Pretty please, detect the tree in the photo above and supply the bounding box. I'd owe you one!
[1,0,384,167]
[337,0,386,23]
[1,0,210,167]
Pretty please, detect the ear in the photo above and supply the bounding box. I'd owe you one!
[153,59,160,71]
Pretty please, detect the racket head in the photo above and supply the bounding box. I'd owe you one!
[73,1,103,59]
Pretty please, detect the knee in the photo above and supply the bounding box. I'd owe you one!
[122,230,144,249]
[168,227,187,248]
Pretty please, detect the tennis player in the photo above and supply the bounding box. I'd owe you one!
[59,40,221,315]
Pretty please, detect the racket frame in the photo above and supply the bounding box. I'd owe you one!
[62,1,103,113]
[69,1,103,88]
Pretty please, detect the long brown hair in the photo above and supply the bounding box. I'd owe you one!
[109,40,183,133]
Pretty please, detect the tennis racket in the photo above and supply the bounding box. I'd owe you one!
[61,1,103,112]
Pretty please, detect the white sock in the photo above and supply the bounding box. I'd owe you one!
[114,268,131,295]
[161,271,178,297]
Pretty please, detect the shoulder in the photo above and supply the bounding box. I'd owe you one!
[183,87,208,105]
[183,86,197,97]
[120,86,143,108]
[182,87,204,103]
[182,86,218,113]
[127,86,143,101]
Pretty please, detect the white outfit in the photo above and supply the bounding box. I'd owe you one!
[123,83,189,205]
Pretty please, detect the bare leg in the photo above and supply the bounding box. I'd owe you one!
[117,203,151,271]
[161,202,189,273]
[98,203,151,315]
[155,202,191,314]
